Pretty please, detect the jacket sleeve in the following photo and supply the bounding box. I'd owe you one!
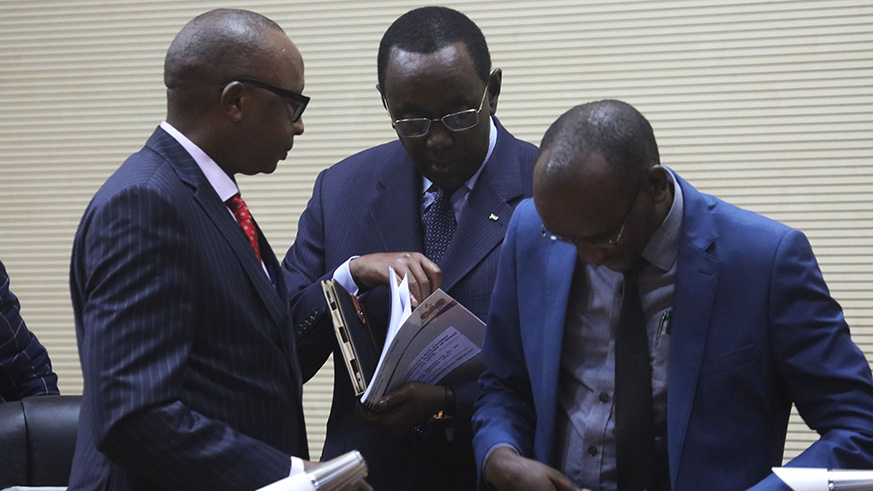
[750,229,873,490]
[0,260,59,401]
[282,170,342,382]
[472,204,538,473]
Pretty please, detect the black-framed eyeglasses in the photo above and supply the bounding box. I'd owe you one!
[385,79,491,138]
[226,77,309,122]
[542,179,646,249]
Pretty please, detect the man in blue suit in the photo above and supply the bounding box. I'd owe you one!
[68,10,332,490]
[1,259,59,402]
[282,7,537,490]
[473,100,873,491]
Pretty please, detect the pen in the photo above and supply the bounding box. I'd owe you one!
[658,309,672,336]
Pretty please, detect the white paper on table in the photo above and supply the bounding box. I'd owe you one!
[257,473,315,491]
[772,467,828,491]
[773,467,873,491]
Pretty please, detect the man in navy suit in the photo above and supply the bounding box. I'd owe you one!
[68,10,349,490]
[0,259,59,402]
[473,100,873,491]
[282,7,537,490]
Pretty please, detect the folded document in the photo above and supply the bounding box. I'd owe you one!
[322,268,485,409]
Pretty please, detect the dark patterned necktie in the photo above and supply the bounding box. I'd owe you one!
[226,194,262,262]
[422,186,457,264]
[615,270,658,491]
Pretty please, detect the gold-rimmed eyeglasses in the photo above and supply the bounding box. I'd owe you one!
[385,81,490,138]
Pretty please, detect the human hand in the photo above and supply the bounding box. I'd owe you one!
[485,447,587,491]
[358,381,446,435]
[349,252,441,305]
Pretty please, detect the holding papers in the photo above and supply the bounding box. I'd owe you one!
[322,268,485,409]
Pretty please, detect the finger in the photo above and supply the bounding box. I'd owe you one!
[422,259,442,291]
[394,266,418,305]
[408,257,439,300]
[548,471,580,491]
[376,384,410,412]
[405,263,428,306]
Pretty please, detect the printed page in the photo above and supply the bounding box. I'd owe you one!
[361,286,485,408]
[404,327,479,385]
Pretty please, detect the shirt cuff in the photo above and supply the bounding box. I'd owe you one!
[333,256,361,295]
[289,456,305,477]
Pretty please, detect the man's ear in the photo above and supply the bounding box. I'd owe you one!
[220,81,245,122]
[375,84,388,111]
[487,68,502,115]
[648,165,672,204]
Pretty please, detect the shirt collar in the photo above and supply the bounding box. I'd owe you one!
[160,121,239,202]
[641,167,684,272]
[422,115,497,195]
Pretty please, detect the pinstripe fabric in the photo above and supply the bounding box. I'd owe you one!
[281,118,536,490]
[68,127,307,491]
[0,259,59,402]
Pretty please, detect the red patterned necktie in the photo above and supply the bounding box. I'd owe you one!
[226,194,262,262]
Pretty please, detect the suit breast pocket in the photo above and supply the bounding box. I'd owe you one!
[698,343,759,380]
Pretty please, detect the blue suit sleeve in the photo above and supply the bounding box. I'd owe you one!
[472,203,538,473]
[282,170,342,381]
[774,231,873,457]
[751,229,873,489]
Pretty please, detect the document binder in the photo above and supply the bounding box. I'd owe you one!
[321,279,379,396]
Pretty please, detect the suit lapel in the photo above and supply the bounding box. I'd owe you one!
[259,231,304,389]
[536,241,577,465]
[441,121,528,291]
[366,145,425,253]
[666,174,721,484]
[193,187,287,330]
[145,128,287,331]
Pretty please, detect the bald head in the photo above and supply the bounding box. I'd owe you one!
[164,9,295,120]
[165,9,284,87]
[536,100,659,194]
[533,100,672,272]
[161,9,305,177]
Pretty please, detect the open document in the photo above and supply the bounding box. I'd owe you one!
[322,268,485,409]
[360,268,485,408]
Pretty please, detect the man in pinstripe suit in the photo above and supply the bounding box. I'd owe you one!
[68,10,344,490]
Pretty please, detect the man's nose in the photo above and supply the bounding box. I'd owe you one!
[425,120,452,151]
[293,117,304,135]
[576,242,608,264]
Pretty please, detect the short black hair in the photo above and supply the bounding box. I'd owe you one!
[377,6,491,89]
[539,100,660,190]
